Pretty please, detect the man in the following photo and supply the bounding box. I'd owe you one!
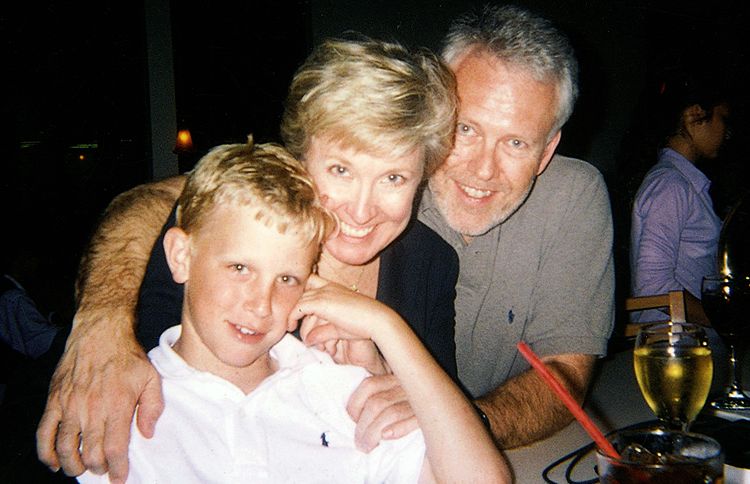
[417,5,614,447]
[37,4,614,479]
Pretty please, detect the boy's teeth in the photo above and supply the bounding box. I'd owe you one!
[236,325,256,335]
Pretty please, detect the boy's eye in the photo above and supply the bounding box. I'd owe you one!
[279,275,299,286]
[329,165,348,176]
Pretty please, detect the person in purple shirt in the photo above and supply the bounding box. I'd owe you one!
[630,68,731,322]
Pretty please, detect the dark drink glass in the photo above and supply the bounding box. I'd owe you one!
[596,428,723,483]
[701,274,750,409]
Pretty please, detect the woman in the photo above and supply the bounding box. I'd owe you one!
[38,37,460,479]
[629,67,730,322]
[137,38,458,375]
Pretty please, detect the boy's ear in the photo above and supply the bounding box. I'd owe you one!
[163,227,191,284]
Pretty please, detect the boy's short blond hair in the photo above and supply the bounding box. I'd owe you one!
[177,135,336,247]
[281,37,457,178]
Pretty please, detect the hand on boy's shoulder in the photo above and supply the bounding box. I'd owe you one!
[346,374,418,453]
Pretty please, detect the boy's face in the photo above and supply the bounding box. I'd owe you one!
[166,203,318,381]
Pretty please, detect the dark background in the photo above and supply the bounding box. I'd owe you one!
[0,1,748,481]
[3,0,748,324]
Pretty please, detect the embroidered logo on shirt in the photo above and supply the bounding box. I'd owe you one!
[320,432,329,447]
[508,309,515,324]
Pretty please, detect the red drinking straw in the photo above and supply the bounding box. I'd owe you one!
[517,341,621,459]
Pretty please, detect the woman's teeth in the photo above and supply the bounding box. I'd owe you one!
[340,222,374,238]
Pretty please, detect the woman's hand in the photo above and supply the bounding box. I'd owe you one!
[293,274,394,375]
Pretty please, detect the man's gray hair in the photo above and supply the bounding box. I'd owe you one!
[442,4,579,134]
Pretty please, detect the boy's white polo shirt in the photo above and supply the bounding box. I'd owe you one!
[78,325,425,483]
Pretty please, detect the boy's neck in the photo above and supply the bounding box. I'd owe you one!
[172,336,279,395]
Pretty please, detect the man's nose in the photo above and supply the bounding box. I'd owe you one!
[467,142,500,181]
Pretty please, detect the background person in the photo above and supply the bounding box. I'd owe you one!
[630,67,730,321]
[37,37,460,481]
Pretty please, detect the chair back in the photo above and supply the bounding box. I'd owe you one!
[623,290,687,337]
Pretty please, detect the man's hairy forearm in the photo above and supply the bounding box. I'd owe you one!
[74,176,186,332]
[476,354,595,449]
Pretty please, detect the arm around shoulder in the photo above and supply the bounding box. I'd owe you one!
[36,176,184,480]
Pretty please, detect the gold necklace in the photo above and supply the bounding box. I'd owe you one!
[318,257,367,292]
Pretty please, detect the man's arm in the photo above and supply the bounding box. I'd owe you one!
[479,160,613,447]
[37,176,185,482]
[476,353,596,448]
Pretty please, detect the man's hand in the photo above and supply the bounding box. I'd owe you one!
[346,374,419,452]
[36,320,163,483]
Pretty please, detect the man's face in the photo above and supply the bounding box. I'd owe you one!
[168,204,317,380]
[429,49,562,239]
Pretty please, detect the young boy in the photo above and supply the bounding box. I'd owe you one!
[78,137,508,483]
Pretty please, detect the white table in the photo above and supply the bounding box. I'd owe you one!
[504,344,750,483]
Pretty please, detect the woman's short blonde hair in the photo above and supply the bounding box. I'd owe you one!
[281,37,457,178]
[177,135,336,247]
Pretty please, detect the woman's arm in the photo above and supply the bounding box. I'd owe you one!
[293,275,510,483]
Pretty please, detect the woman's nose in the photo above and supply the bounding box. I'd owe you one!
[348,184,377,224]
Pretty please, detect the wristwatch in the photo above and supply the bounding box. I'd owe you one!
[473,403,492,433]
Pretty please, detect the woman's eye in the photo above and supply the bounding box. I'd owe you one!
[231,264,247,274]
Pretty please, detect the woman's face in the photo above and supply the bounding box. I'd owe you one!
[304,136,424,266]
[692,102,731,160]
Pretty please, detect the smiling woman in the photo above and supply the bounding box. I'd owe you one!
[134,38,461,377]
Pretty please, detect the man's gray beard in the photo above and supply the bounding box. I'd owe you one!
[431,176,536,238]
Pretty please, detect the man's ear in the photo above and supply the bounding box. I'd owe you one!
[163,227,191,284]
[536,130,562,176]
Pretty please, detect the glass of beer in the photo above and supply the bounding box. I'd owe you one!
[634,322,713,431]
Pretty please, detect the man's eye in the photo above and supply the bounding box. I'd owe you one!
[385,174,405,185]
[509,139,526,149]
